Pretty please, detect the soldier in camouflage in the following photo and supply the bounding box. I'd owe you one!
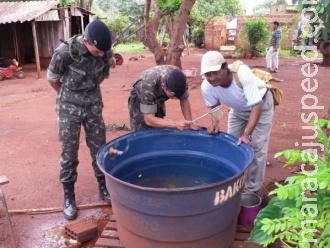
[47,19,112,220]
[129,65,200,131]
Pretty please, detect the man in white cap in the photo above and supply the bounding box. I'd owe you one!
[200,50,274,194]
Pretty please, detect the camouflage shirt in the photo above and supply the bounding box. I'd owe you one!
[128,65,189,131]
[47,35,112,119]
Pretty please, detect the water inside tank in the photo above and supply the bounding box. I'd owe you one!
[112,154,239,188]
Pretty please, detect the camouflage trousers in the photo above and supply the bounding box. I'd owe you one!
[57,104,106,184]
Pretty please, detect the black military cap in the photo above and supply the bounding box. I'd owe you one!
[85,19,112,52]
[165,69,187,98]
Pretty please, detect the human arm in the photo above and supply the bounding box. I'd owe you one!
[47,49,68,92]
[101,50,112,80]
[48,81,62,92]
[143,113,191,131]
[237,103,262,146]
[200,79,222,134]
[179,97,201,130]
[207,110,221,134]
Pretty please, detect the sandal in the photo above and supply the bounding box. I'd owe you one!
[273,69,278,73]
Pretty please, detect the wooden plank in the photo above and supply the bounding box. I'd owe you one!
[94,238,124,248]
[95,216,265,248]
[110,215,117,222]
[105,221,118,230]
[100,229,120,239]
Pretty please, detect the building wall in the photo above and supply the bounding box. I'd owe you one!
[236,13,299,49]
[205,11,300,51]
[204,17,227,51]
[0,6,91,68]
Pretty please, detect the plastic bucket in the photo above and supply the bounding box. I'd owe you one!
[237,192,262,226]
[97,129,254,248]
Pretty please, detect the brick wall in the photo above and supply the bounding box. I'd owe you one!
[204,17,227,50]
[205,12,300,51]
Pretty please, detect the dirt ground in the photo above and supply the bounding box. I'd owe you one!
[0,47,329,248]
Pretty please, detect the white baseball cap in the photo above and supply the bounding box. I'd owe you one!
[200,51,226,75]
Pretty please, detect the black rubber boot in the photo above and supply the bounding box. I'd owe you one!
[63,183,77,220]
[97,177,111,204]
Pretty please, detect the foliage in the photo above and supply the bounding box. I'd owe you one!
[104,15,130,40]
[292,0,330,41]
[236,28,250,53]
[190,26,204,41]
[242,17,270,55]
[253,0,287,16]
[157,0,182,15]
[92,0,243,66]
[280,25,291,49]
[249,119,330,247]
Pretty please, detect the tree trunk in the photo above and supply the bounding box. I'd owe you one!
[322,54,330,66]
[320,40,330,67]
[166,0,196,68]
[138,0,196,67]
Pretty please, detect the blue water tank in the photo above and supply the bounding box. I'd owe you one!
[97,128,254,248]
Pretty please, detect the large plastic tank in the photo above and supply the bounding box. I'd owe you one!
[97,129,254,248]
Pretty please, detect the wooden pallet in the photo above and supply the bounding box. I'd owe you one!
[93,215,262,248]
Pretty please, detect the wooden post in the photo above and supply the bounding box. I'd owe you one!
[81,15,84,34]
[12,23,19,62]
[32,21,41,79]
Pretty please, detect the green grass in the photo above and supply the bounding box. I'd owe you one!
[114,43,147,53]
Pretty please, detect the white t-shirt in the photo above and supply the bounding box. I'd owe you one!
[201,64,267,112]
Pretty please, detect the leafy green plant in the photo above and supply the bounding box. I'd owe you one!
[248,118,330,247]
[242,17,270,57]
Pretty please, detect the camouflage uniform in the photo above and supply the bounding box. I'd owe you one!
[47,35,111,184]
[128,65,189,132]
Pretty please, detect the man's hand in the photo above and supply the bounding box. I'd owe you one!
[207,123,220,134]
[189,122,201,130]
[237,135,252,146]
[175,120,192,131]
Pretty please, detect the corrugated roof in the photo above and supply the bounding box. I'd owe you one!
[0,1,58,24]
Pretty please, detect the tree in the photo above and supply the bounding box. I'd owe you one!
[137,0,242,67]
[136,0,196,68]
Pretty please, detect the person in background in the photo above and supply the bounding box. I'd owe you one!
[128,65,200,132]
[266,21,282,73]
[47,19,112,220]
[200,50,274,194]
